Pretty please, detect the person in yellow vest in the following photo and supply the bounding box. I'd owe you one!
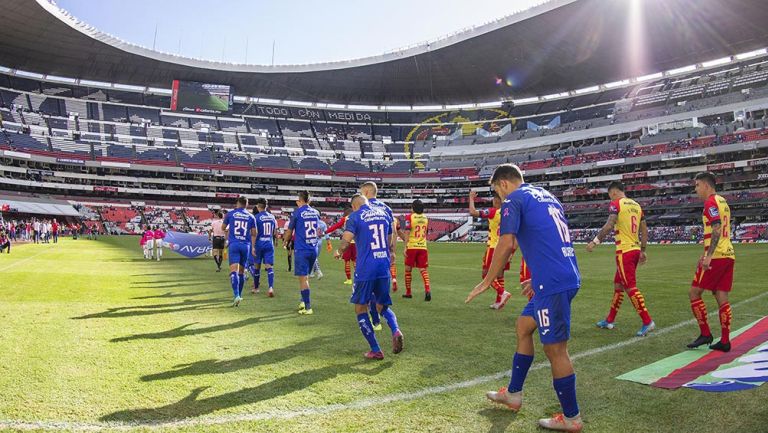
[398,199,431,301]
[587,181,655,337]
[686,172,736,352]
[469,190,512,310]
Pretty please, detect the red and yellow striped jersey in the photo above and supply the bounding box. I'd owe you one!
[609,197,644,253]
[404,213,428,250]
[702,194,735,259]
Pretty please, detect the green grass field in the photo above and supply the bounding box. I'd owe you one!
[1,237,767,433]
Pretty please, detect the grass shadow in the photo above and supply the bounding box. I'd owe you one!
[101,360,392,422]
[111,314,294,343]
[71,299,225,320]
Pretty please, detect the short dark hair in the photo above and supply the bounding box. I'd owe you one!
[298,191,310,204]
[608,181,625,192]
[216,210,223,218]
[412,199,425,214]
[490,164,524,185]
[254,197,268,208]
[695,172,717,188]
[236,196,248,207]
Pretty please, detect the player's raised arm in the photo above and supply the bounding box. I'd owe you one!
[468,190,480,217]
[587,212,618,252]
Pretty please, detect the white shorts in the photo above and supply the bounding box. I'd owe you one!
[146,239,155,249]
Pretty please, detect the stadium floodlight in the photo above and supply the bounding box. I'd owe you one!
[604,79,630,89]
[147,87,172,95]
[636,72,663,82]
[113,83,145,91]
[256,98,281,104]
[735,48,767,60]
[574,86,600,94]
[444,104,476,110]
[475,101,503,108]
[512,96,539,104]
[701,57,732,68]
[232,96,248,103]
[542,92,569,100]
[79,79,111,87]
[282,100,313,107]
[45,75,77,84]
[417,105,445,111]
[325,103,346,109]
[15,69,44,79]
[0,65,10,73]
[383,105,412,111]
[347,104,379,110]
[667,64,697,76]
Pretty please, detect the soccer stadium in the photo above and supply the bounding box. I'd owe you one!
[1,0,767,431]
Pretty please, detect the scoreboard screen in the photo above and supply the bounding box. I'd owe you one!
[170,80,233,114]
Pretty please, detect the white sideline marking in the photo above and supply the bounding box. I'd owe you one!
[0,248,51,273]
[1,290,766,431]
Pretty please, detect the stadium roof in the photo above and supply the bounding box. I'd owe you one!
[1,0,768,106]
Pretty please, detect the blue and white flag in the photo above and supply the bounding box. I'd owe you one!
[162,231,212,258]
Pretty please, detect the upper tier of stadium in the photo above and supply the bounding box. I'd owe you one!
[2,0,768,105]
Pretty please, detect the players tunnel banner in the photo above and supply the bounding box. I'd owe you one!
[162,231,212,258]
[617,316,768,392]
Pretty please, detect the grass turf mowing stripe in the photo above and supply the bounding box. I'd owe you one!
[2,289,767,432]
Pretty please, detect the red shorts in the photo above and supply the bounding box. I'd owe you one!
[405,248,429,268]
[692,258,734,292]
[342,243,357,262]
[482,247,510,275]
[614,249,641,288]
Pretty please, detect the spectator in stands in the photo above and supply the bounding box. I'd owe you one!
[0,229,10,254]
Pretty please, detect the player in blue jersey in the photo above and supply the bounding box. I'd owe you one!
[310,218,327,279]
[336,194,403,359]
[360,181,396,330]
[222,196,257,307]
[466,164,583,432]
[247,198,277,298]
[283,191,321,315]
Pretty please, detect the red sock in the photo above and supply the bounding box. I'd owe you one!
[405,270,412,295]
[690,298,711,337]
[606,290,624,323]
[719,302,732,343]
[344,260,351,280]
[628,288,652,326]
[492,279,504,303]
[420,268,431,293]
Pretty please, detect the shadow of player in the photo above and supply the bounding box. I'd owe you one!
[110,314,294,343]
[101,360,392,423]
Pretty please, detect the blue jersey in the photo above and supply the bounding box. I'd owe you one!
[500,184,580,296]
[289,204,321,251]
[223,208,256,245]
[368,198,393,221]
[345,204,392,281]
[254,211,277,250]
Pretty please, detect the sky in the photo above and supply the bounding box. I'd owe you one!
[55,0,548,65]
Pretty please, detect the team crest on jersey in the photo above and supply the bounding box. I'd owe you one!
[708,207,719,218]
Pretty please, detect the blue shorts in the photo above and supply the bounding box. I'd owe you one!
[228,242,249,267]
[520,288,578,345]
[294,249,318,276]
[350,277,392,306]
[253,246,275,266]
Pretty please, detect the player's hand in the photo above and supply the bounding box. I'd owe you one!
[639,251,647,265]
[469,190,477,200]
[586,241,596,252]
[521,279,534,299]
[465,281,490,303]
[333,249,341,260]
[701,255,712,270]
[251,248,257,257]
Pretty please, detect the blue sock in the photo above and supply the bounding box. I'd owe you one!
[357,313,381,352]
[381,307,399,334]
[237,273,245,297]
[553,374,579,418]
[301,289,311,309]
[507,352,534,393]
[369,300,380,325]
[253,270,261,289]
[267,268,274,288]
[229,272,239,298]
